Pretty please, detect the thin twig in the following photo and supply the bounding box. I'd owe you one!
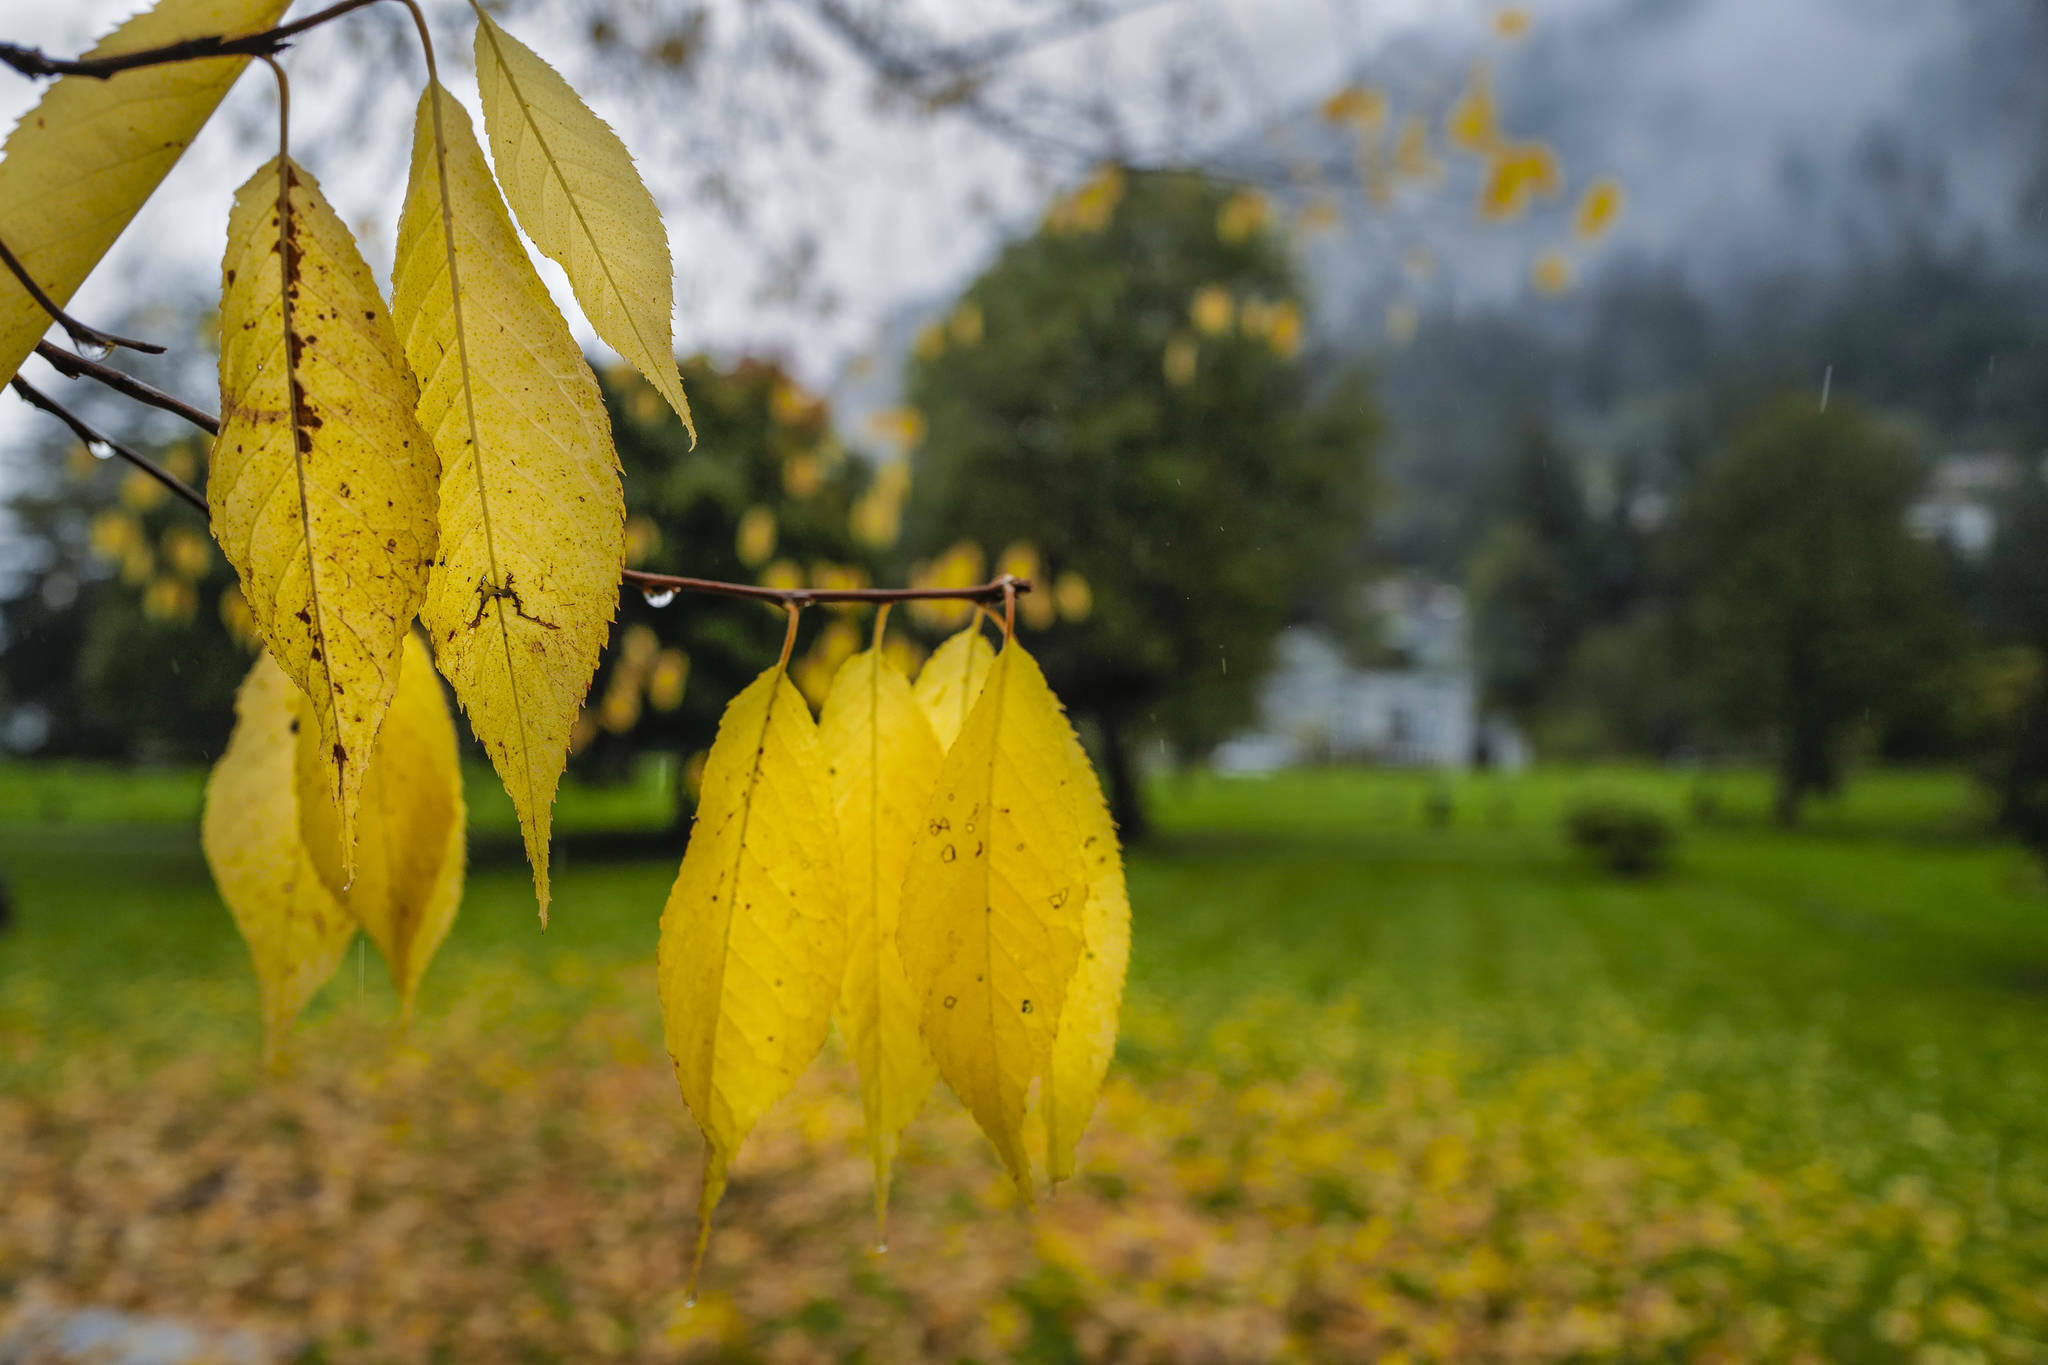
[33,342,219,436]
[623,568,1032,608]
[0,235,164,357]
[9,377,206,514]
[0,0,383,81]
[7,377,1031,611]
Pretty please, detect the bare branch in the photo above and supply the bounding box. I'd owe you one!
[11,367,1031,613]
[0,0,383,82]
[9,377,207,514]
[33,341,220,437]
[624,568,1033,609]
[0,234,164,358]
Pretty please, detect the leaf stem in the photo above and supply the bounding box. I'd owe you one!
[779,602,802,668]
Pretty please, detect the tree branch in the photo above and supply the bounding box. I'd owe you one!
[7,372,1032,612]
[9,377,206,513]
[623,568,1031,608]
[33,341,220,436]
[0,234,164,357]
[0,0,383,81]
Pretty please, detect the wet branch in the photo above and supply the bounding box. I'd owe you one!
[34,341,220,436]
[6,372,1031,611]
[9,377,206,513]
[0,0,384,81]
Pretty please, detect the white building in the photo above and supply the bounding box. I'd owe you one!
[1212,578,1527,773]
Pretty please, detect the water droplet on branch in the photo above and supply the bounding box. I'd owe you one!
[641,586,676,608]
[87,439,114,460]
[72,335,115,361]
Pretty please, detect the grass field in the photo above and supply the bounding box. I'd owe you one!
[4,762,2047,1362]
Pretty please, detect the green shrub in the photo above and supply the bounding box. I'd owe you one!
[1566,798,1676,876]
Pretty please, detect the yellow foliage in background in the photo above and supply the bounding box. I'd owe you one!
[736,505,778,567]
[1479,141,1563,221]
[1575,176,1626,240]
[1189,285,1235,336]
[1044,164,1125,234]
[1215,188,1271,244]
[909,542,987,631]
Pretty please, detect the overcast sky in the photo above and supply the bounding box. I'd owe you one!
[0,0,2029,465]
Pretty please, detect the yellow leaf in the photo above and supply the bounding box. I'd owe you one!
[897,639,1089,1193]
[392,85,626,924]
[295,634,465,1023]
[1045,723,1129,1184]
[820,641,944,1232]
[1189,285,1234,337]
[913,623,995,750]
[658,660,843,1285]
[0,0,291,384]
[1053,572,1093,623]
[735,505,777,567]
[1574,175,1625,240]
[1479,141,1563,222]
[202,651,357,1064]
[472,12,694,440]
[1446,70,1498,154]
[1531,248,1573,295]
[212,156,438,876]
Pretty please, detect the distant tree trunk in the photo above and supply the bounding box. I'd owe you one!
[1774,644,1823,827]
[1097,711,1150,845]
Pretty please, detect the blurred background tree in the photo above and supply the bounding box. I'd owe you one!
[564,357,908,833]
[903,168,1380,839]
[0,433,251,763]
[1669,399,1952,825]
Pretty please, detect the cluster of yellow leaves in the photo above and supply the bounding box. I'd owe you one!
[202,637,463,1061]
[1,0,699,929]
[7,0,1139,1307]
[657,619,1128,1283]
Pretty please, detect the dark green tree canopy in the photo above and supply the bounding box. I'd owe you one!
[1672,397,1949,822]
[904,168,1379,835]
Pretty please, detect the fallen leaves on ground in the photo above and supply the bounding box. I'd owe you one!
[4,975,2045,1364]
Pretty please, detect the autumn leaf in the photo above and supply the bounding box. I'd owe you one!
[202,651,357,1064]
[913,623,996,750]
[0,0,290,384]
[1045,721,1129,1185]
[1574,176,1625,240]
[658,658,844,1287]
[820,636,944,1233]
[296,633,465,1024]
[212,155,438,875]
[471,10,694,439]
[898,638,1089,1194]
[391,84,625,924]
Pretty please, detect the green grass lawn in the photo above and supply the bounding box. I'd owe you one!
[5,761,2047,1359]
[6,760,2046,1143]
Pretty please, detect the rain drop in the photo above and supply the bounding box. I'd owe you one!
[87,439,114,461]
[681,1295,696,1311]
[874,1240,889,1255]
[73,335,115,361]
[641,585,676,608]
